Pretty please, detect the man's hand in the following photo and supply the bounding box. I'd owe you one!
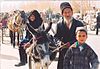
[24,42,31,49]
[61,42,70,48]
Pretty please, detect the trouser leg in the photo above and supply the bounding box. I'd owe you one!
[13,32,15,47]
[96,27,99,35]
[9,30,13,44]
[19,46,27,64]
[57,48,68,69]
[17,33,19,45]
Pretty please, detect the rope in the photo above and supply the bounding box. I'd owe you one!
[52,42,68,53]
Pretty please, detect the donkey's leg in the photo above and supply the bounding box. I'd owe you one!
[35,62,41,69]
[42,65,48,69]
[41,61,49,69]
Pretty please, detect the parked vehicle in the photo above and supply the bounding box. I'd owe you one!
[90,22,96,31]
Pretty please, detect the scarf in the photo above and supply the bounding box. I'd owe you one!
[76,41,86,51]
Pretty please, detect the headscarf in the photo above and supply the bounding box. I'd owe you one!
[28,10,43,29]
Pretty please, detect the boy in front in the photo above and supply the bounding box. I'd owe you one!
[63,27,99,69]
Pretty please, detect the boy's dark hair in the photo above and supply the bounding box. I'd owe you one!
[75,27,87,35]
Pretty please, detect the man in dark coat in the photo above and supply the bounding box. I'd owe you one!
[96,12,100,35]
[54,2,84,69]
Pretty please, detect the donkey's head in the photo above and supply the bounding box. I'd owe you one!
[34,43,51,66]
[27,22,53,67]
[33,33,61,67]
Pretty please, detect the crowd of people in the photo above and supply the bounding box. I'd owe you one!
[0,2,99,69]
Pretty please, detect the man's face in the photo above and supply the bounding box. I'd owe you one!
[76,31,87,44]
[62,8,73,20]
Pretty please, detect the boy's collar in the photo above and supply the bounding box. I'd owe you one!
[76,41,86,48]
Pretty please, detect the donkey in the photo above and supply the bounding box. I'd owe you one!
[26,22,61,69]
[8,10,27,47]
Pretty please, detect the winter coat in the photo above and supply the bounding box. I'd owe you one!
[63,42,99,69]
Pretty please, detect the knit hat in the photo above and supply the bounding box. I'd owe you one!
[60,2,73,13]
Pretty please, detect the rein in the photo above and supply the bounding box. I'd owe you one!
[52,42,69,53]
[35,36,43,41]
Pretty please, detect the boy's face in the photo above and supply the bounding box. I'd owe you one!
[76,31,87,44]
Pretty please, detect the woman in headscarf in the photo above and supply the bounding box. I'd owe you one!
[15,10,43,66]
[15,10,52,67]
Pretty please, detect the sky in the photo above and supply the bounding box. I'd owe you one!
[0,1,29,12]
[0,1,67,12]
[0,1,100,13]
